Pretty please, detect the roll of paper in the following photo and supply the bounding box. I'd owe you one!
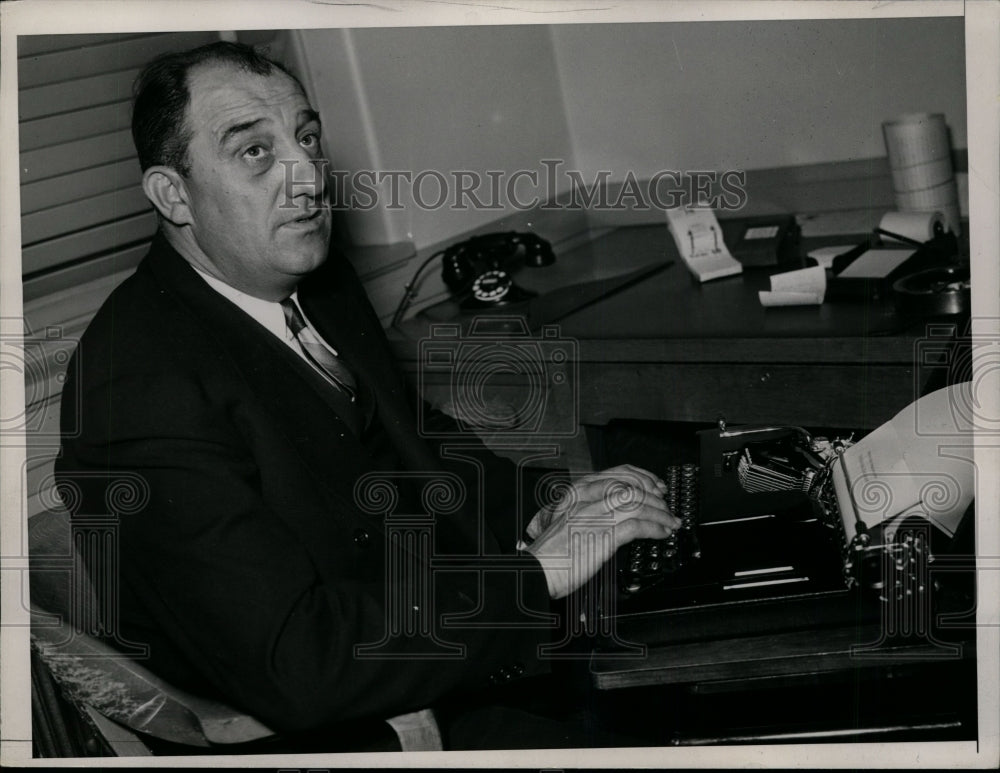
[894,179,959,210]
[890,157,953,193]
[883,113,952,170]
[879,211,945,243]
[893,186,960,236]
[883,112,959,236]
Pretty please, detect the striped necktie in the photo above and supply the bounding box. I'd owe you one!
[280,298,358,401]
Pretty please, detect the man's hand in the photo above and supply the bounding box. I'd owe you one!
[522,464,680,599]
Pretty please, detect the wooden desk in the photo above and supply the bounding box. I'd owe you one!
[589,623,974,691]
[391,222,956,432]
[586,623,977,745]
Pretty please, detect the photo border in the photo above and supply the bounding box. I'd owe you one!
[1,0,996,768]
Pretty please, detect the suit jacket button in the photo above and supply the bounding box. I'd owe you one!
[353,529,370,548]
[498,666,511,682]
[512,662,525,677]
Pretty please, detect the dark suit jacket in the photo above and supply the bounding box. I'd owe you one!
[56,234,555,733]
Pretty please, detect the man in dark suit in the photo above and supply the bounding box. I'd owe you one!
[56,41,677,750]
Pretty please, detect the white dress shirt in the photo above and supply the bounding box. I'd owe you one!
[191,264,343,365]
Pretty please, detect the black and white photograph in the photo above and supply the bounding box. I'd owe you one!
[1,0,997,768]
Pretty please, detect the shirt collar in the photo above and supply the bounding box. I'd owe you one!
[190,263,294,344]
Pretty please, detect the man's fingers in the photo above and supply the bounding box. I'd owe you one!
[526,494,681,599]
[568,464,664,494]
[614,464,668,494]
[575,500,680,531]
[623,502,681,531]
[547,466,667,518]
[613,515,674,547]
[593,464,666,494]
[574,472,666,507]
[610,489,672,517]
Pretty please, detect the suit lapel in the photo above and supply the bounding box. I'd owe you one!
[143,236,376,508]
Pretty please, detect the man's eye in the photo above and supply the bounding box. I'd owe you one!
[300,133,319,149]
[242,145,270,161]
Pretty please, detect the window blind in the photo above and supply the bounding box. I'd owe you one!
[18,31,218,299]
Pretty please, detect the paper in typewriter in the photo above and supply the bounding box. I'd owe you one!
[832,383,975,538]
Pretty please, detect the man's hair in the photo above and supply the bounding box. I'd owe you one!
[131,40,301,175]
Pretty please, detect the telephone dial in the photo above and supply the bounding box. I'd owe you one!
[441,231,554,310]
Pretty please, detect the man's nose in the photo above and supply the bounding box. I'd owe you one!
[280,146,327,201]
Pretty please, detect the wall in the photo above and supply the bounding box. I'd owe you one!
[291,17,966,248]
[550,17,966,179]
[288,25,575,249]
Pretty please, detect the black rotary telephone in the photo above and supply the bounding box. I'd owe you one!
[441,231,554,310]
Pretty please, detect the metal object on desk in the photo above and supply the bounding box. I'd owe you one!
[826,227,959,303]
[893,265,971,317]
[722,214,801,268]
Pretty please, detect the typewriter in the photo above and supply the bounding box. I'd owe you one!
[596,384,977,647]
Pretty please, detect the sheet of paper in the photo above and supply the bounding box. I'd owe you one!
[665,206,743,282]
[759,291,823,307]
[758,265,826,306]
[685,251,744,282]
[836,248,914,279]
[807,245,854,268]
[834,383,975,538]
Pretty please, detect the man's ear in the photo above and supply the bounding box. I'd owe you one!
[142,166,193,226]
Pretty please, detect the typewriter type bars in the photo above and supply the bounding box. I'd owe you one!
[736,447,811,493]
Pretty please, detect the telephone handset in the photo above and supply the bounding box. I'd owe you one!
[441,231,554,310]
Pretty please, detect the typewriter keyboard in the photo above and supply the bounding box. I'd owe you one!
[618,464,701,595]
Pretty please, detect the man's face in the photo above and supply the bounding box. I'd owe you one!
[175,62,332,299]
